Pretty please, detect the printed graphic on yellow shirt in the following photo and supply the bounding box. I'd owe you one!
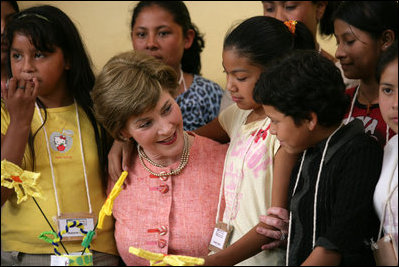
[50,129,74,153]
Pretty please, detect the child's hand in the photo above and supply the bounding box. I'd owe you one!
[256,207,289,250]
[107,140,135,184]
[1,77,39,127]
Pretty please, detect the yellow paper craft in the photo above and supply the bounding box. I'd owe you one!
[129,247,205,266]
[97,171,128,229]
[1,159,44,204]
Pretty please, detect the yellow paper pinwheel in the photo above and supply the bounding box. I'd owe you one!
[1,159,44,204]
[129,247,205,266]
[97,171,128,229]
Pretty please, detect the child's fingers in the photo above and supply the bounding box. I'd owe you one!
[7,78,17,97]
[30,78,39,98]
[17,79,27,91]
[1,80,8,99]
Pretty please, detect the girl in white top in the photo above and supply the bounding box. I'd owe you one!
[196,16,316,266]
[373,40,398,259]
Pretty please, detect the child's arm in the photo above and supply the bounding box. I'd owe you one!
[193,117,230,144]
[1,78,39,206]
[203,148,299,266]
[301,246,341,266]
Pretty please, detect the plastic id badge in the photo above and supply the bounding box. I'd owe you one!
[55,213,97,241]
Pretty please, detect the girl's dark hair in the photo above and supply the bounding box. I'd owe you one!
[376,40,398,83]
[333,1,398,40]
[130,1,204,75]
[224,16,315,70]
[4,5,110,182]
[253,50,348,127]
[317,1,341,36]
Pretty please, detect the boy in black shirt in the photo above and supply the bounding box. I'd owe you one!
[253,50,382,265]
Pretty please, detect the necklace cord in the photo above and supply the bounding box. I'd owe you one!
[35,101,93,216]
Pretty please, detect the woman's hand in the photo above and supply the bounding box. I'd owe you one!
[256,207,289,250]
[1,77,39,127]
[107,139,135,182]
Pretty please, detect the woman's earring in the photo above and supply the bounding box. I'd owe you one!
[129,137,135,142]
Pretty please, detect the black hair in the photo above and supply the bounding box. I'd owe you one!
[4,5,110,182]
[376,40,398,83]
[333,1,398,40]
[223,16,315,70]
[253,50,349,127]
[130,1,204,75]
[317,1,341,36]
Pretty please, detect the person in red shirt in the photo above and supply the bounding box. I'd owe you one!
[334,1,397,147]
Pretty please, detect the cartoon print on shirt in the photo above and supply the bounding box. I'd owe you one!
[346,116,378,139]
[224,125,273,220]
[50,129,74,153]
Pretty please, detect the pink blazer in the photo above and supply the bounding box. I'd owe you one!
[110,133,227,265]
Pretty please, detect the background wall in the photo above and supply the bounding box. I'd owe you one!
[18,1,337,88]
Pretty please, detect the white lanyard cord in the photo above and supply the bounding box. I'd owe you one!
[346,85,390,145]
[215,115,268,228]
[35,101,92,216]
[345,85,359,125]
[74,102,92,214]
[179,69,187,93]
[286,124,343,266]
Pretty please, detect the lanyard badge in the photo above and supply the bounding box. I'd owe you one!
[54,213,97,241]
[208,222,233,253]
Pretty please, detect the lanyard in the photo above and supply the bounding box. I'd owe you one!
[215,114,269,228]
[345,85,390,144]
[35,101,92,216]
[286,124,343,266]
[179,69,187,93]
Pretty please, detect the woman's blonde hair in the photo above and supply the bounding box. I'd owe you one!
[91,50,178,141]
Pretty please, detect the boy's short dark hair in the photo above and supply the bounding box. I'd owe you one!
[253,50,349,127]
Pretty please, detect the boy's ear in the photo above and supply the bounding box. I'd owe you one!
[307,112,318,131]
[381,29,395,51]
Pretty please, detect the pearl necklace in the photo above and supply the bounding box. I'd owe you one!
[137,132,190,177]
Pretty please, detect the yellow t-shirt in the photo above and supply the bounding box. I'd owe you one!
[218,104,285,266]
[1,102,117,255]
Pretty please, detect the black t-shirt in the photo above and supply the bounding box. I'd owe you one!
[288,120,383,266]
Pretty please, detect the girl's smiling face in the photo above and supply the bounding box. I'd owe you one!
[121,89,184,164]
[334,19,383,80]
